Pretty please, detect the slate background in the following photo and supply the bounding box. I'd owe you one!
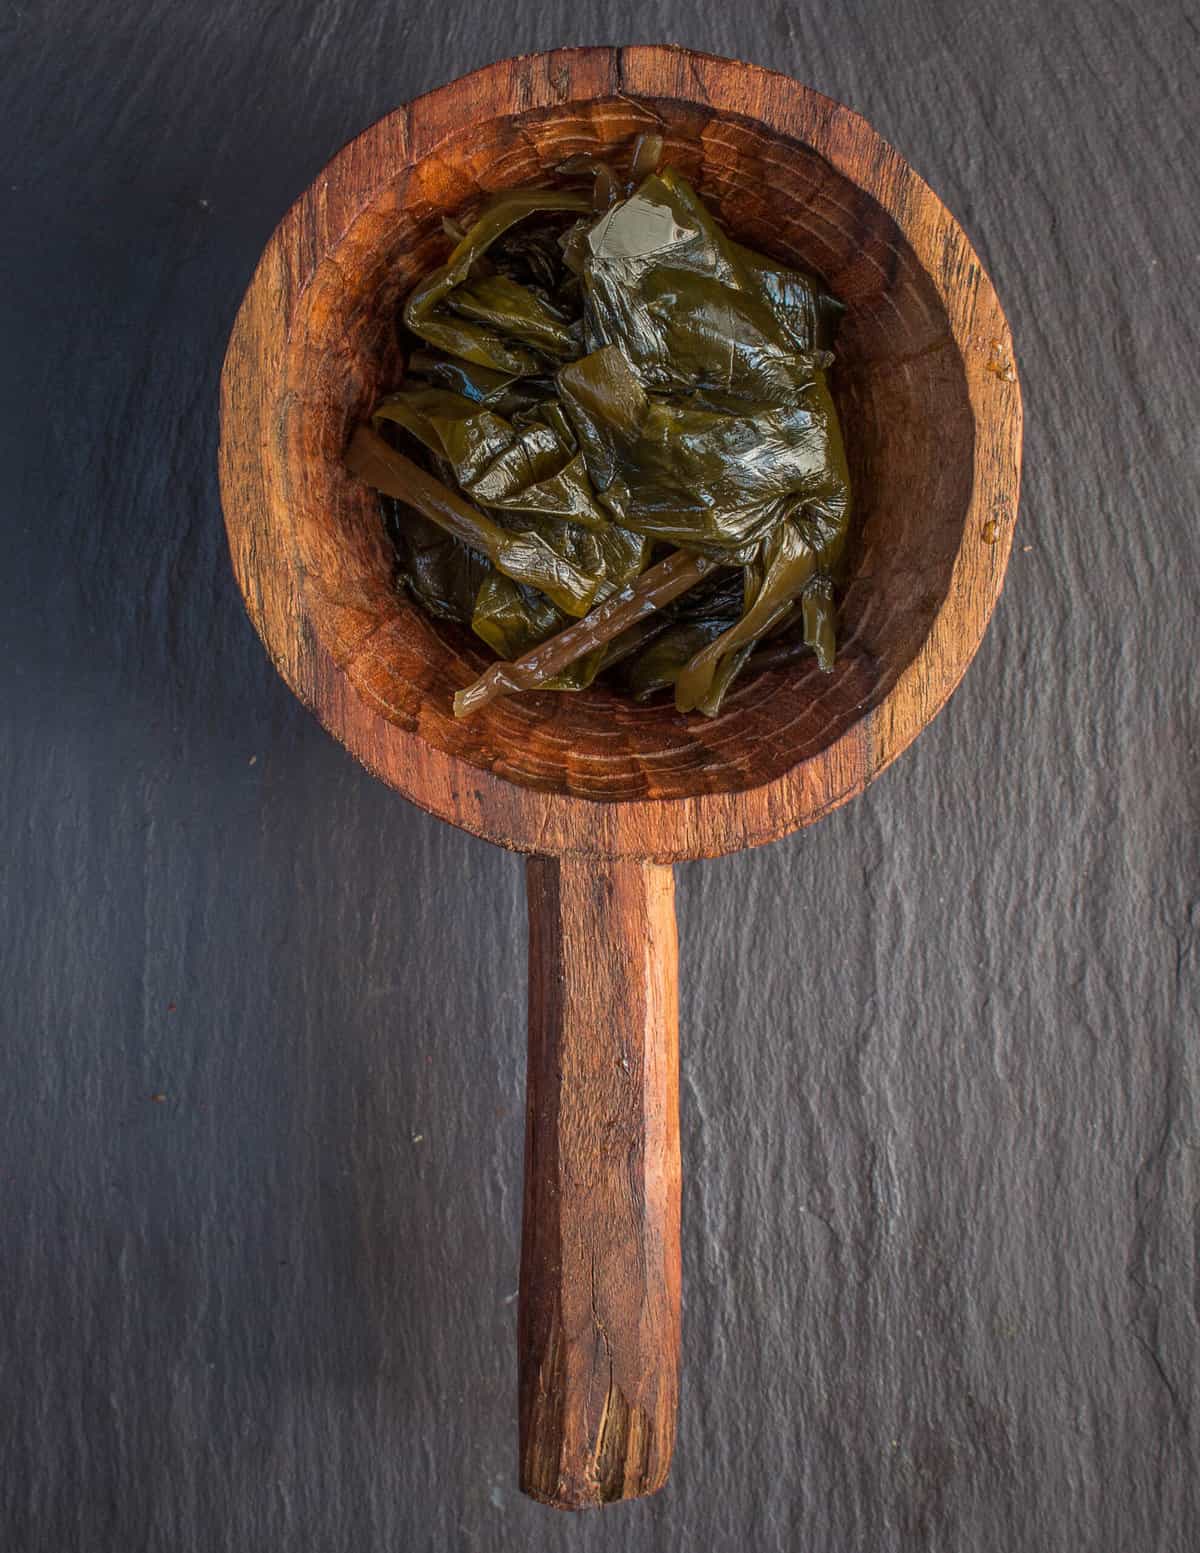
[3,2,1199,1549]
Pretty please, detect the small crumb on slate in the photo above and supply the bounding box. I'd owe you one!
[412,1133,424,1144]
[151,1093,167,1104]
[248,755,257,766]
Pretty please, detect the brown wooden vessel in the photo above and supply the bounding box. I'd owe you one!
[219,45,1022,1510]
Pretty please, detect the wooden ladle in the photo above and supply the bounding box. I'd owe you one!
[218,46,1021,1510]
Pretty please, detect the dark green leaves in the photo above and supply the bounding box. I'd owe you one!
[351,141,852,717]
[558,344,849,560]
[404,189,591,373]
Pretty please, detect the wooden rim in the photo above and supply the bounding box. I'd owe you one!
[219,45,1022,862]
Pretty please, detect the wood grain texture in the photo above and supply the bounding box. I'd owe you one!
[218,44,1022,862]
[520,859,680,1508]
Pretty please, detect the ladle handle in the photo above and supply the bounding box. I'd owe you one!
[519,856,681,1509]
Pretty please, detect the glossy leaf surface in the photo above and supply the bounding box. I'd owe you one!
[350,144,853,716]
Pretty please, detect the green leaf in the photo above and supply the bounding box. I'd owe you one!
[448,272,580,359]
[557,345,850,560]
[404,190,591,373]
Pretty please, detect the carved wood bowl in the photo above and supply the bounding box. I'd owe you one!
[219,45,1021,1511]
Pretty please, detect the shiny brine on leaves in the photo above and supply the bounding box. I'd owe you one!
[347,136,852,717]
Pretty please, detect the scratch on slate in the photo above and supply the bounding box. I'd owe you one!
[800,1205,841,1244]
[1126,1020,1190,1435]
[1130,1328,1187,1431]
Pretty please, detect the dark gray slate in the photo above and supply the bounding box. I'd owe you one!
[2,2,1198,1549]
